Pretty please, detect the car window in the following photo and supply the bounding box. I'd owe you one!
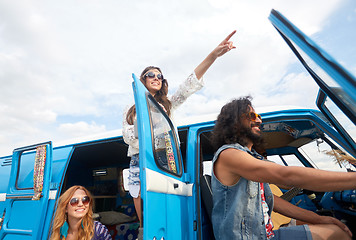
[148,96,182,175]
[17,150,36,189]
[268,154,305,167]
[298,138,355,172]
[323,97,356,141]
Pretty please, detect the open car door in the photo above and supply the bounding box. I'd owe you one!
[269,9,356,157]
[0,142,53,240]
[131,74,193,239]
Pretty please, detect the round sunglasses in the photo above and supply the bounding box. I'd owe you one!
[69,196,90,207]
[144,71,164,80]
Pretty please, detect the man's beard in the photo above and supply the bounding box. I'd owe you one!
[240,123,263,146]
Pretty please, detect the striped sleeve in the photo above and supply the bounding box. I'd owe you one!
[93,221,112,240]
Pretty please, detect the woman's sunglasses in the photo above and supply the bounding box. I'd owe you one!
[245,112,262,121]
[145,72,164,80]
[69,196,90,207]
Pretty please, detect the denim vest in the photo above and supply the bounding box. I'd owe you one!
[211,143,274,240]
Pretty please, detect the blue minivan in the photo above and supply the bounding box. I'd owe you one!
[0,9,355,240]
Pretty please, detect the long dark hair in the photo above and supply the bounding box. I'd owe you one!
[126,66,172,125]
[211,96,263,151]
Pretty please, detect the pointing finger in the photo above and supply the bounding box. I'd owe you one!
[223,30,237,42]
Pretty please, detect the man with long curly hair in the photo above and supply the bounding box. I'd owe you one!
[210,96,355,240]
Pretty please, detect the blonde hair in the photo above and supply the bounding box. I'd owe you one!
[50,186,95,240]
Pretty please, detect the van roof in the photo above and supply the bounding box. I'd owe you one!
[53,105,312,149]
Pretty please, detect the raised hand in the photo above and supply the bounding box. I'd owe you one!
[194,30,237,79]
[213,30,236,57]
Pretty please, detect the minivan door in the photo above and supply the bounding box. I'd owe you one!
[132,74,194,240]
[269,9,356,157]
[0,142,53,240]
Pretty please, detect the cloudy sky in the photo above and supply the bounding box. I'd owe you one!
[0,0,355,156]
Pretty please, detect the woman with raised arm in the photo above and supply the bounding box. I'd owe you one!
[123,30,236,238]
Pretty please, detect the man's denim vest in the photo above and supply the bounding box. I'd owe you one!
[211,143,274,240]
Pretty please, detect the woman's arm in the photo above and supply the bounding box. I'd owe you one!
[122,107,139,150]
[194,30,236,80]
[170,31,237,110]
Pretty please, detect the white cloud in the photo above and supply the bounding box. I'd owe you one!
[0,0,354,156]
[58,121,106,138]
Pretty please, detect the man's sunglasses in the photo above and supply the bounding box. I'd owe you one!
[145,72,164,80]
[245,112,262,121]
[69,196,90,207]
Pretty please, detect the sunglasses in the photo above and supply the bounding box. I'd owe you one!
[245,112,262,121]
[145,72,164,80]
[69,196,90,207]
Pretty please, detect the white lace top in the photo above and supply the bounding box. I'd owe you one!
[123,72,204,157]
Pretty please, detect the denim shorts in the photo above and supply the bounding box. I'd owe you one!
[128,154,140,198]
[128,151,171,198]
[272,225,312,240]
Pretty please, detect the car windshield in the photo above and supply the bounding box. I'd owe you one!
[268,136,356,172]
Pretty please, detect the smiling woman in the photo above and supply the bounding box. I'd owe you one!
[50,185,112,240]
[122,31,236,234]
